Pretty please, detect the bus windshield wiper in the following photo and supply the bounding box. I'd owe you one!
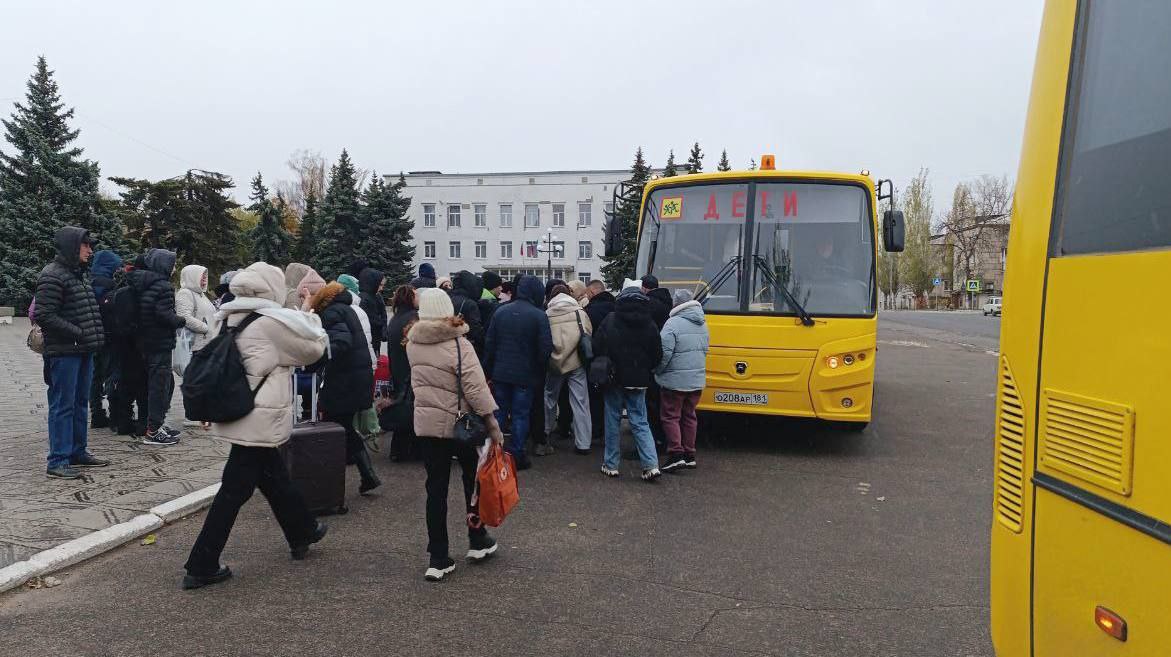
[695,255,741,305]
[753,255,815,326]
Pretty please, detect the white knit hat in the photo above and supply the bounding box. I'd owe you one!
[417,287,454,320]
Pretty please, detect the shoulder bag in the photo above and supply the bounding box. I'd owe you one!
[574,310,593,363]
[452,338,488,446]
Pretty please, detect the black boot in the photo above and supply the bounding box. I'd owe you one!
[91,409,109,429]
[354,449,382,495]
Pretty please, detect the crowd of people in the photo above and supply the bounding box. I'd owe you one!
[30,225,711,587]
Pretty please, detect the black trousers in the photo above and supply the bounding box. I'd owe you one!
[143,349,173,430]
[89,348,112,415]
[324,412,367,461]
[111,341,147,431]
[185,444,316,575]
[421,437,486,558]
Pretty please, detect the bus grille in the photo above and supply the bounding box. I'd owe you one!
[1040,389,1134,496]
[995,357,1026,533]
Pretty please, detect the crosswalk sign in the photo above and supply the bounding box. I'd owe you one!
[966,279,981,292]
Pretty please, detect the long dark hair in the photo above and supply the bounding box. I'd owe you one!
[391,284,415,312]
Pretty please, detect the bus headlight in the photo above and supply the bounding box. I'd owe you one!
[841,397,854,408]
[843,354,855,366]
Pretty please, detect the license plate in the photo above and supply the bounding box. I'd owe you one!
[714,392,769,405]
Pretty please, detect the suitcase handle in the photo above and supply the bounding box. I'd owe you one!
[293,370,319,425]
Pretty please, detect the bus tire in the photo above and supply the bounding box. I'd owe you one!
[833,421,869,432]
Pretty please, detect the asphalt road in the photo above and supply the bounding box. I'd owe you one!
[880,310,1001,353]
[0,315,998,657]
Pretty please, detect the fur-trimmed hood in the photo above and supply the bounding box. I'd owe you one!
[310,281,349,314]
[406,316,469,345]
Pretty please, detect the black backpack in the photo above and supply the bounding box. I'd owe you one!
[103,284,138,337]
[181,313,268,423]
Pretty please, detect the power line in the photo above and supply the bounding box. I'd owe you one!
[74,110,195,168]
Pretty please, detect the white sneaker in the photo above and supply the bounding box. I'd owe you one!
[641,468,662,482]
[425,557,456,582]
[600,465,620,477]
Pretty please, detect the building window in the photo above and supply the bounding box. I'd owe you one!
[525,204,539,228]
[423,204,436,227]
[499,204,512,228]
[449,241,461,259]
[581,176,588,184]
[579,241,593,259]
[578,272,591,283]
[553,241,564,259]
[552,203,565,227]
[500,241,512,259]
[447,205,461,228]
[523,241,538,258]
[604,201,614,217]
[424,241,435,258]
[474,204,486,227]
[578,202,592,226]
[475,241,487,259]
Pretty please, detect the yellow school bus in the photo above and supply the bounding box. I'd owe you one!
[991,1,1171,654]
[606,159,905,428]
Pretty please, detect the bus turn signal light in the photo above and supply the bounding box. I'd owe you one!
[760,154,776,170]
[827,356,839,369]
[1095,606,1127,642]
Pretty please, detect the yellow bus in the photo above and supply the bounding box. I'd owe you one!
[991,1,1171,654]
[605,158,905,428]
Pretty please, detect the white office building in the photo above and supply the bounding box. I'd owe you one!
[387,169,628,284]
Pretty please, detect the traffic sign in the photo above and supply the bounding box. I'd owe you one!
[966,279,981,292]
[933,277,942,286]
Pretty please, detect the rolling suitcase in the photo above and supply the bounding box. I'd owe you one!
[282,374,348,516]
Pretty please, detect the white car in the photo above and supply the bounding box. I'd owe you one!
[983,296,1002,316]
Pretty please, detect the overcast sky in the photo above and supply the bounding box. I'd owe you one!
[3,0,1044,210]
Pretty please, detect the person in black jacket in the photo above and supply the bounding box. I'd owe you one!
[592,286,663,481]
[448,270,484,356]
[484,275,553,470]
[384,285,419,461]
[357,267,387,357]
[477,271,502,332]
[128,248,184,446]
[34,226,110,479]
[584,280,616,444]
[88,249,122,429]
[311,282,381,494]
[640,275,672,448]
[410,262,438,289]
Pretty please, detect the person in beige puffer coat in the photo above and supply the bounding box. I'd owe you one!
[182,262,329,591]
[406,288,504,582]
[176,264,218,353]
[543,286,593,454]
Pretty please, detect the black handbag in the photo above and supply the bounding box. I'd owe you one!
[452,338,489,446]
[588,355,613,386]
[574,311,593,363]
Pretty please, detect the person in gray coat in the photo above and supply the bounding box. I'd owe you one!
[654,289,710,472]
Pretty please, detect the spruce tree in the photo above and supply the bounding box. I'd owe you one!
[662,149,678,177]
[0,57,121,310]
[247,172,292,265]
[292,189,318,264]
[601,148,652,288]
[362,172,415,290]
[685,141,704,174]
[313,149,363,278]
[717,149,732,172]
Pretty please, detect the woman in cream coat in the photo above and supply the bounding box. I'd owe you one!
[182,262,329,590]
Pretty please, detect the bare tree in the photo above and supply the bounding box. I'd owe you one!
[275,149,327,218]
[939,175,1013,307]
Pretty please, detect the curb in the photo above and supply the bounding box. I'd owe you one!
[0,482,221,594]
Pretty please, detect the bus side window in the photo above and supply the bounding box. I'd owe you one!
[1054,3,1171,256]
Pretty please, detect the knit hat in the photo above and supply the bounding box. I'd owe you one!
[437,276,452,290]
[673,289,693,306]
[418,287,454,320]
[220,270,239,285]
[337,274,360,294]
[481,271,502,291]
[419,262,436,279]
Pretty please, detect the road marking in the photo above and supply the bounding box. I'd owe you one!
[985,350,1000,357]
[879,339,929,348]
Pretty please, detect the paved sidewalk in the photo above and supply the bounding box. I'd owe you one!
[0,319,227,569]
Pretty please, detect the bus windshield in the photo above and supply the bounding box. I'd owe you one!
[636,181,875,316]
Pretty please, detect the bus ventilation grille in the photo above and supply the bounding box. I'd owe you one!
[1040,389,1134,496]
[995,357,1025,533]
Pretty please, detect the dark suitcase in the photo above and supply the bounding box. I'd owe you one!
[282,375,348,516]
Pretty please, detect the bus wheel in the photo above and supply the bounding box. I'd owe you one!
[834,421,869,432]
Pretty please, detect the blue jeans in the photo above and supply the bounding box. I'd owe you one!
[46,354,94,468]
[603,387,658,471]
[493,382,534,459]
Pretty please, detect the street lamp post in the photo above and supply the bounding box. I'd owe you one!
[537,228,563,282]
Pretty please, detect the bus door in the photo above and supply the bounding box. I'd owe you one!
[1032,3,1171,652]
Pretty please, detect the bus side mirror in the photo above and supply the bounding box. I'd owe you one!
[883,210,905,252]
[604,216,623,257]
